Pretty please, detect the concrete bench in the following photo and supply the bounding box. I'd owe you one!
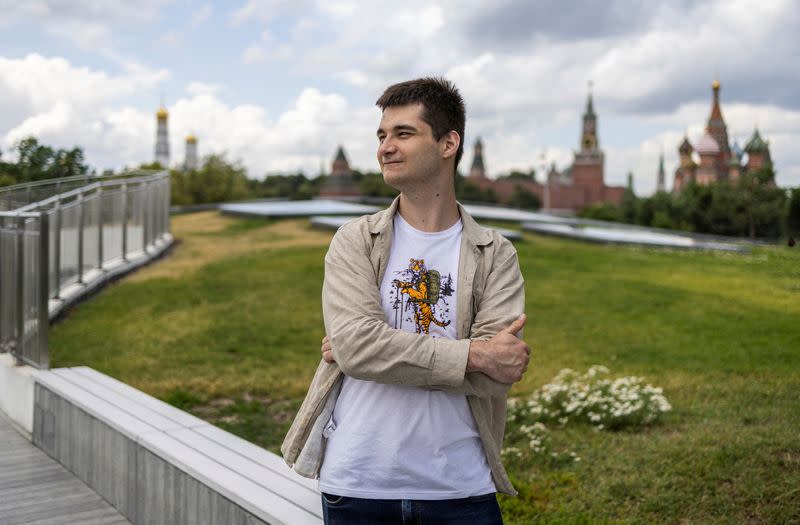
[33,366,322,525]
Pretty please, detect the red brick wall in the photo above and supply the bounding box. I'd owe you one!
[571,162,604,204]
[603,186,625,205]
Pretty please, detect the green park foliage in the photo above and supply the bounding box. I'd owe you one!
[580,167,795,240]
[167,154,250,205]
[0,137,89,187]
[49,213,800,524]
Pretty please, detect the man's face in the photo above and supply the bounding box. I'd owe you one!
[376,103,444,190]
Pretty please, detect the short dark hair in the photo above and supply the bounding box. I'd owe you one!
[376,77,466,169]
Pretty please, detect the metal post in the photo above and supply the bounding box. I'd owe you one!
[121,182,128,261]
[77,193,84,284]
[15,215,25,364]
[142,181,149,253]
[97,185,104,270]
[53,199,61,299]
[37,212,50,369]
[165,176,171,238]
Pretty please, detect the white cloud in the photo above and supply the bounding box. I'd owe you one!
[185,82,223,96]
[0,0,169,48]
[190,4,212,27]
[0,53,381,176]
[2,1,799,191]
[242,44,267,65]
[229,0,305,26]
[337,69,369,87]
[0,54,168,115]
[0,54,168,168]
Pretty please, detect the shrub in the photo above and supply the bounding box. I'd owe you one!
[509,366,672,432]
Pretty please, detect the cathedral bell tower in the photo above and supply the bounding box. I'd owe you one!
[154,105,170,168]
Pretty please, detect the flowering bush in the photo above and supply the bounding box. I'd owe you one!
[502,421,580,464]
[504,366,672,461]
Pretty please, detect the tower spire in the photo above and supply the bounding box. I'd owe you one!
[657,151,666,192]
[705,77,730,164]
[580,81,598,151]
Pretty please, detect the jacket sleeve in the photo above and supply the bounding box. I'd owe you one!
[431,235,526,398]
[323,222,471,388]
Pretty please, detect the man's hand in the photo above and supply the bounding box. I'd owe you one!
[467,314,530,384]
[321,335,335,363]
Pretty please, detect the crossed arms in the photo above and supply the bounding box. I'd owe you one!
[320,223,530,398]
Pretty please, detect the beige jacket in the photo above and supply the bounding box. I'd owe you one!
[281,197,525,495]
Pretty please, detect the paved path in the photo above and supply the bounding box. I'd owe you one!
[0,413,130,525]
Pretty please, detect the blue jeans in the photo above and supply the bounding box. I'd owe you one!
[321,492,503,524]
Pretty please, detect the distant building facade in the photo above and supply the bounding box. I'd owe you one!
[154,106,170,167]
[673,80,773,192]
[319,146,360,197]
[465,90,625,211]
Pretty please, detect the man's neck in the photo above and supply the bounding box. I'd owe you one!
[397,185,460,233]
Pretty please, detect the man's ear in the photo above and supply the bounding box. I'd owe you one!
[442,130,460,160]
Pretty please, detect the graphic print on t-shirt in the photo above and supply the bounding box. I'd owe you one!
[389,258,455,335]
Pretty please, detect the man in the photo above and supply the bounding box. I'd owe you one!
[282,78,530,524]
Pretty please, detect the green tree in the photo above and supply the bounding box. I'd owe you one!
[739,166,785,238]
[190,154,249,204]
[359,172,399,197]
[508,184,541,210]
[167,154,250,205]
[497,169,537,183]
[620,187,637,224]
[251,172,323,200]
[5,137,90,184]
[457,181,496,203]
[786,188,800,238]
[578,202,620,222]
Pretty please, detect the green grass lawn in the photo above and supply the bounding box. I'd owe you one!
[50,211,800,524]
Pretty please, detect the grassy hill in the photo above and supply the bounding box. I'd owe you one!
[50,211,800,524]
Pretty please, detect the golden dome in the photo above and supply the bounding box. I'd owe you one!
[186,133,197,144]
[156,106,168,119]
[712,79,720,90]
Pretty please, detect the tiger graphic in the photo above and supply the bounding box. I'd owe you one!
[392,258,453,335]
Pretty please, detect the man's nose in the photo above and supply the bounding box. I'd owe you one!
[378,137,396,157]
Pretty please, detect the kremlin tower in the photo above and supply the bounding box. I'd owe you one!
[319,146,360,197]
[656,153,666,193]
[154,106,170,168]
[571,85,606,204]
[460,84,625,211]
[468,138,487,180]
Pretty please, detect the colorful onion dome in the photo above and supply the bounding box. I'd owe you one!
[695,132,720,155]
[744,128,769,153]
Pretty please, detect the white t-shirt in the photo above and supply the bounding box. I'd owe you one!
[318,213,495,500]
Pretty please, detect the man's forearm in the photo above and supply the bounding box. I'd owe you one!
[323,225,525,396]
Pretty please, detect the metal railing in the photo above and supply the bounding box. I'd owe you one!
[0,171,172,369]
[0,174,99,212]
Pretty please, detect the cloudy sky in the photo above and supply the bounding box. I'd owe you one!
[1,0,798,194]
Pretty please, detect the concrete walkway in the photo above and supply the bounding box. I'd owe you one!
[0,413,130,525]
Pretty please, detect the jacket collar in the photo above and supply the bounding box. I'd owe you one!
[367,195,493,247]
